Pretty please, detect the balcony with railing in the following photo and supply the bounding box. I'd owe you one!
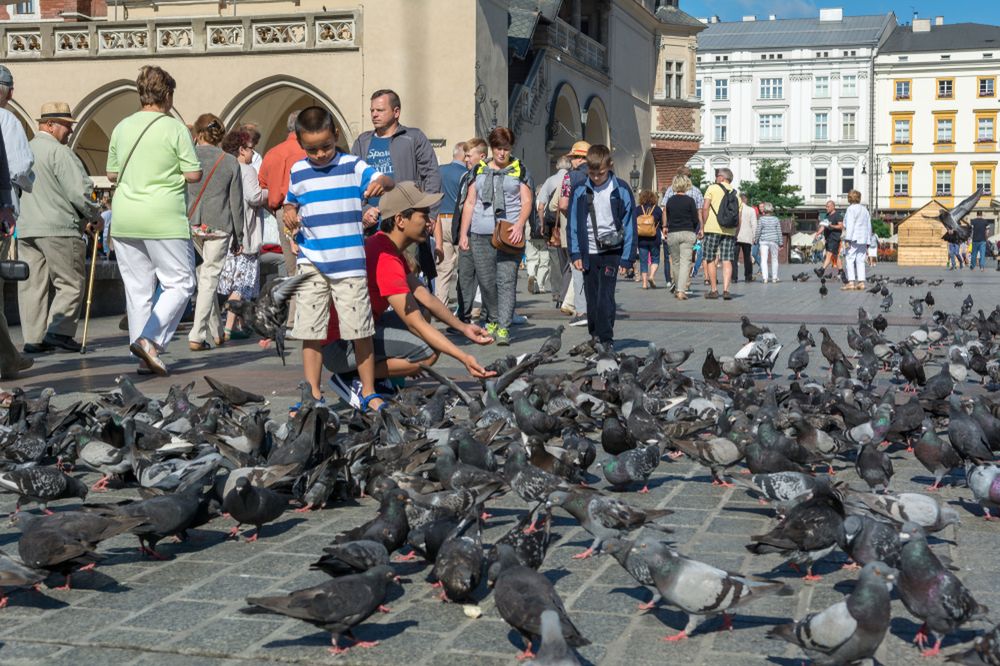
[538,17,607,74]
[0,11,356,58]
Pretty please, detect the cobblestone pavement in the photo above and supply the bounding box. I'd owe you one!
[0,262,998,665]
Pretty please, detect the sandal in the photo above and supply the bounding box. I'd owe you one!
[288,397,326,418]
[840,283,855,291]
[360,393,387,413]
[676,292,688,300]
[705,291,719,299]
[722,291,732,300]
[129,339,168,376]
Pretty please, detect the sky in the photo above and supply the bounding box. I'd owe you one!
[680,0,1000,25]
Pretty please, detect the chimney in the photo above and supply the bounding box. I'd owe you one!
[935,16,944,26]
[913,18,931,32]
[768,14,776,20]
[819,8,843,22]
[742,15,756,22]
[710,15,719,24]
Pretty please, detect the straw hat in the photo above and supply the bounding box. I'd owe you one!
[37,101,77,124]
[569,140,591,157]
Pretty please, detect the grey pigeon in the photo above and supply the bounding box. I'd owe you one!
[225,272,309,364]
[855,440,893,493]
[848,491,960,534]
[767,561,896,665]
[787,342,810,379]
[486,511,554,587]
[914,419,962,490]
[840,514,901,569]
[948,396,993,463]
[747,490,845,580]
[898,522,989,656]
[601,443,660,493]
[546,488,672,559]
[644,541,791,641]
[671,436,744,485]
[491,544,589,660]
[946,623,1000,664]
[111,485,211,558]
[966,463,1000,520]
[222,476,290,542]
[432,516,484,602]
[603,535,669,610]
[734,472,834,506]
[524,609,582,666]
[242,565,397,655]
[0,548,46,606]
[0,466,88,513]
[199,375,265,406]
[311,540,389,577]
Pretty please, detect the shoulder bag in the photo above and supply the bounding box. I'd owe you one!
[491,219,525,255]
[587,190,624,252]
[113,113,167,188]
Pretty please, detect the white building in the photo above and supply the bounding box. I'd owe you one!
[874,18,1000,219]
[694,8,896,219]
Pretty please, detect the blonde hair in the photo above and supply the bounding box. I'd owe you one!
[848,189,862,204]
[759,201,775,215]
[671,174,691,194]
[465,137,488,157]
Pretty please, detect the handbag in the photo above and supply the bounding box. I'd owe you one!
[0,260,29,281]
[636,205,657,238]
[491,219,525,255]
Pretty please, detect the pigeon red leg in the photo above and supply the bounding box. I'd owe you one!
[392,551,419,562]
[0,595,8,609]
[913,623,929,649]
[571,547,595,560]
[841,561,861,571]
[90,476,110,492]
[720,612,733,631]
[667,451,684,459]
[803,566,822,582]
[53,575,73,591]
[638,485,650,494]
[377,605,391,613]
[480,511,493,521]
[661,631,688,642]
[921,637,943,657]
[245,531,260,543]
[515,641,535,660]
[293,504,313,513]
[637,600,657,611]
[228,524,242,538]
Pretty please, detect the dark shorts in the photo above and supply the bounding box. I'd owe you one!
[322,311,433,374]
[825,237,841,255]
[702,232,736,262]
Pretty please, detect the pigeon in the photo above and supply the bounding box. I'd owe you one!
[0,466,88,513]
[741,316,769,342]
[114,485,212,558]
[490,544,589,660]
[797,324,816,347]
[524,609,582,666]
[17,524,102,590]
[873,313,888,334]
[242,565,398,655]
[734,472,835,507]
[332,490,411,554]
[925,291,935,307]
[966,463,1000,520]
[899,345,927,391]
[913,419,962,490]
[840,514,902,569]
[600,414,633,455]
[486,510,554,587]
[603,535,669,609]
[948,396,993,463]
[819,328,852,371]
[702,348,721,382]
[880,292,893,312]
[311,540,390,577]
[787,342,810,380]
[747,489,845,580]
[939,188,982,243]
[855,440,893,493]
[946,623,1000,664]
[601,443,660,493]
[898,522,989,656]
[849,492,960,534]
[199,375,265,406]
[671,436,743,485]
[643,540,791,641]
[767,561,896,665]
[222,477,290,542]
[911,297,925,319]
[819,278,828,298]
[0,548,46,607]
[225,272,309,364]
[432,516,484,602]
[546,488,672,559]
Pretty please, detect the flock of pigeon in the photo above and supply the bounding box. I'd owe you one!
[2,273,1000,663]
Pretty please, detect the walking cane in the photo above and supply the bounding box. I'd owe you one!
[80,229,100,354]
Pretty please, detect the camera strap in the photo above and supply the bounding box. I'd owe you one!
[586,187,623,248]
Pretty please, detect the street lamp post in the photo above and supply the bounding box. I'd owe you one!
[629,158,640,192]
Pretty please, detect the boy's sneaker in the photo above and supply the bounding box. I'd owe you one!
[496,328,510,346]
[511,314,528,326]
[485,322,499,336]
[328,372,362,409]
[569,314,588,327]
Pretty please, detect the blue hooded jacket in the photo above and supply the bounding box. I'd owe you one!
[567,172,638,270]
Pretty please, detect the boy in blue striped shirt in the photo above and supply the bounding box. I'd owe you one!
[283,107,394,412]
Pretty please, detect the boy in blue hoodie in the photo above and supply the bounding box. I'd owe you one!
[567,145,637,352]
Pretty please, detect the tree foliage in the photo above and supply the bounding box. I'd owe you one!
[738,160,804,215]
[871,218,890,238]
[689,168,707,193]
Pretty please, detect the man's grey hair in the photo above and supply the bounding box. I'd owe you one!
[716,167,733,183]
[826,199,836,207]
[739,192,749,203]
[452,142,467,158]
[286,111,299,133]
[556,155,573,171]
[0,84,11,107]
[759,201,775,215]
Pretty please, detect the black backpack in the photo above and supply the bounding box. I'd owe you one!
[714,185,740,229]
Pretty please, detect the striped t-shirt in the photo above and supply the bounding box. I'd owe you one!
[285,153,379,278]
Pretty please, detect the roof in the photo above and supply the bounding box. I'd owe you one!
[698,13,894,52]
[655,4,704,30]
[880,23,1000,53]
[508,7,540,59]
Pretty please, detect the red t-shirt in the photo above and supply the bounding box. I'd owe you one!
[325,232,410,342]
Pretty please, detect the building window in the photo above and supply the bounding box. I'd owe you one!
[758,113,783,141]
[814,76,830,98]
[695,79,701,100]
[894,80,911,100]
[663,62,684,99]
[937,78,954,99]
[894,118,911,144]
[842,167,855,194]
[842,112,856,141]
[842,75,857,97]
[715,79,728,101]
[759,78,783,99]
[675,64,684,99]
[14,0,34,13]
[815,112,829,141]
[936,118,954,143]
[815,168,828,195]
[979,77,996,97]
[935,168,953,196]
[975,168,994,194]
[941,54,951,60]
[898,55,909,62]
[893,170,909,196]
[713,115,728,143]
[979,117,995,142]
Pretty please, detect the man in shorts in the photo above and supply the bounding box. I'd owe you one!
[283,107,394,413]
[701,168,741,300]
[324,181,495,392]
[813,199,844,279]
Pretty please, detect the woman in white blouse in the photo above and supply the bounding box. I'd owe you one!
[841,189,872,290]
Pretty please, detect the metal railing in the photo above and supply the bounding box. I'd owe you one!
[509,53,547,135]
[544,18,607,73]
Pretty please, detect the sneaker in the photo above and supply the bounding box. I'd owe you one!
[485,322,499,336]
[705,291,719,299]
[569,314,588,327]
[496,328,510,346]
[527,276,538,294]
[328,372,362,409]
[511,314,528,326]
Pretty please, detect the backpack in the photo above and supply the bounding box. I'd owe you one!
[712,185,740,229]
[636,205,657,238]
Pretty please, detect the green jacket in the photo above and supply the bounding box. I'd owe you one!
[19,132,100,238]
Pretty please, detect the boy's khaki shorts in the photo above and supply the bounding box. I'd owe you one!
[291,263,375,341]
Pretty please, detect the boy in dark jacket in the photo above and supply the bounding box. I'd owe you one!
[567,145,637,352]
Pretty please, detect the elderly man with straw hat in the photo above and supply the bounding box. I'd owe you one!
[18,101,101,354]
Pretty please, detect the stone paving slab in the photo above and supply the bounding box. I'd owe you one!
[0,263,997,664]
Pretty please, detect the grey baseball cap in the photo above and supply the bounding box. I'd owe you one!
[0,65,12,86]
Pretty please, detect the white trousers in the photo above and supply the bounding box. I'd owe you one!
[525,238,551,291]
[846,242,868,283]
[561,265,587,314]
[760,242,780,282]
[114,237,196,350]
